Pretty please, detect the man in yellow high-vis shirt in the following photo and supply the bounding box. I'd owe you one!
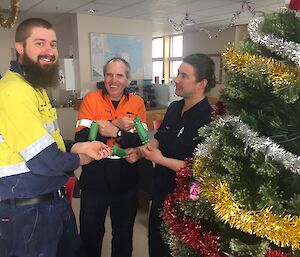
[0,18,112,257]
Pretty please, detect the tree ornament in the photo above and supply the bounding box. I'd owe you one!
[0,0,20,29]
[286,0,300,10]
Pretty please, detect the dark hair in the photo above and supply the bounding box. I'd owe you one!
[15,18,54,43]
[103,57,131,80]
[15,18,54,60]
[183,53,216,92]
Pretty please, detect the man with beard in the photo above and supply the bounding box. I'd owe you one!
[0,18,112,257]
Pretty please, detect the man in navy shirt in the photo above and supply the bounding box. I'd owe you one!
[126,53,216,257]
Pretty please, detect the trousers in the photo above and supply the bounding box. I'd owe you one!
[79,189,138,257]
[0,197,80,257]
[148,192,172,257]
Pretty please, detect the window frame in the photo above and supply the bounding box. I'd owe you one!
[152,34,183,84]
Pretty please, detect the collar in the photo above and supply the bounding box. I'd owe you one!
[10,60,26,78]
[180,97,209,117]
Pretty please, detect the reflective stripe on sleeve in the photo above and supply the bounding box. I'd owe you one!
[19,133,55,161]
[142,122,148,131]
[44,119,59,133]
[76,119,93,128]
[0,134,4,142]
[0,162,30,178]
[106,155,121,160]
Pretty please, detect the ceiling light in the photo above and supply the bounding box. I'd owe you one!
[87,9,99,13]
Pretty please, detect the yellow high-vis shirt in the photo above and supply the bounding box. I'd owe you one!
[0,71,65,178]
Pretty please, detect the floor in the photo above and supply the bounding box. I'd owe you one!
[72,169,150,257]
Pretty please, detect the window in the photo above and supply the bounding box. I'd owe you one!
[152,35,183,84]
[152,37,164,83]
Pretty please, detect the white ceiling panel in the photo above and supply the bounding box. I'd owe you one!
[93,0,145,7]
[0,0,287,35]
[23,0,93,13]
[72,3,123,15]
[2,0,41,11]
[104,1,151,18]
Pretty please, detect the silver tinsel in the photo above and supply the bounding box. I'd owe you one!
[194,116,300,175]
[248,12,300,67]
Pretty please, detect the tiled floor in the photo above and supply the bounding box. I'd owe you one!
[72,167,150,257]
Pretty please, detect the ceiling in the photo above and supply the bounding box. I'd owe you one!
[2,0,286,36]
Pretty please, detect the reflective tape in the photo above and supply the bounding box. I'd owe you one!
[44,119,59,133]
[0,134,4,143]
[19,133,55,161]
[142,122,148,131]
[76,119,93,128]
[106,155,121,160]
[0,162,30,178]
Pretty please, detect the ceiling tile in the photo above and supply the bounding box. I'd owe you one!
[72,3,122,15]
[93,0,145,7]
[24,0,93,13]
[0,0,287,35]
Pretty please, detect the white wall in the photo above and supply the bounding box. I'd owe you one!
[183,27,236,99]
[46,15,76,105]
[183,27,235,56]
[75,14,153,92]
[0,27,16,76]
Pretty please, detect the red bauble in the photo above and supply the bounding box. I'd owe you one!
[286,0,300,10]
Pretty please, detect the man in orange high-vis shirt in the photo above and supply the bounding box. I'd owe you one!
[75,57,147,257]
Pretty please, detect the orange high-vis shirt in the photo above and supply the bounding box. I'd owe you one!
[76,89,147,147]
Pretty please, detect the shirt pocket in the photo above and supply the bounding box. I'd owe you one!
[95,109,113,121]
[119,111,136,119]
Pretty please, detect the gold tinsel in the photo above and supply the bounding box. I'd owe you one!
[193,160,300,250]
[0,0,20,29]
[223,46,300,102]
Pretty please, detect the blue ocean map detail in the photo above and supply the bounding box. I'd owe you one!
[90,33,144,82]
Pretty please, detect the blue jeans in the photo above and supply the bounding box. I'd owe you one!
[0,197,80,257]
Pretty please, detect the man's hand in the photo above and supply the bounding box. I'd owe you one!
[97,120,119,137]
[112,117,134,131]
[71,141,112,165]
[140,143,163,164]
[125,147,143,163]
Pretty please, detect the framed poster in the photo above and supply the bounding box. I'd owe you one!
[208,54,222,84]
[90,33,144,81]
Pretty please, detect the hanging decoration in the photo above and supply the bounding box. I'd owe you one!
[223,46,300,103]
[168,13,195,32]
[195,172,300,250]
[248,9,300,67]
[0,0,20,29]
[162,159,291,256]
[286,0,300,10]
[195,115,300,176]
[169,0,259,38]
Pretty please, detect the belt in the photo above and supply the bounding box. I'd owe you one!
[0,187,66,207]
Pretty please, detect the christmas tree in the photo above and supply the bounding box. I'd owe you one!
[162,7,300,257]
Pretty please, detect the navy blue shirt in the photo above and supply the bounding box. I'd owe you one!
[153,98,212,195]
